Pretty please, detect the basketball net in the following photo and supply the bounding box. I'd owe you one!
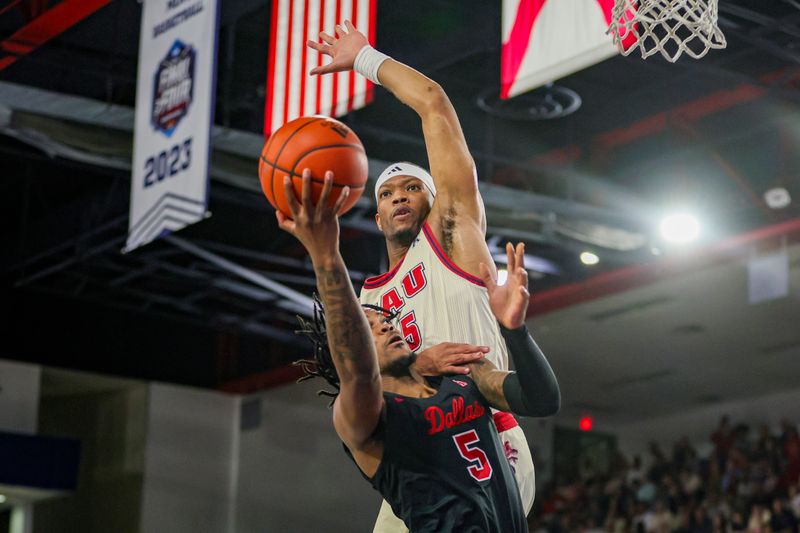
[608,0,726,62]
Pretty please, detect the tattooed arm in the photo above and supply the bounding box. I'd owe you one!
[314,255,385,448]
[276,170,384,451]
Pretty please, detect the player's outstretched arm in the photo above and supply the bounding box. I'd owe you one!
[276,169,383,450]
[307,20,484,229]
[469,242,561,417]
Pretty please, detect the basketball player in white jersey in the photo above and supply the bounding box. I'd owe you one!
[308,21,537,530]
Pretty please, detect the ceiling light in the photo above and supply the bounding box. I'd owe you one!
[660,213,700,244]
[580,251,599,265]
[764,187,791,209]
[497,269,508,286]
[0,494,6,503]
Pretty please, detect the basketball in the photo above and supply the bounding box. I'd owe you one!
[259,116,368,218]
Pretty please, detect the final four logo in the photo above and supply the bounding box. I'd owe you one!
[152,40,195,136]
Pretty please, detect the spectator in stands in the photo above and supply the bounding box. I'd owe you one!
[712,415,735,466]
[629,455,646,485]
[747,502,770,533]
[732,423,753,462]
[730,509,747,532]
[789,482,800,519]
[649,441,670,482]
[687,506,713,533]
[754,424,779,463]
[674,437,698,471]
[782,422,800,488]
[722,457,744,495]
[682,467,703,497]
[770,498,799,533]
[648,499,675,533]
[710,512,727,533]
[531,417,800,533]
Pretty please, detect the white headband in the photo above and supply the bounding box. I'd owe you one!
[374,162,437,203]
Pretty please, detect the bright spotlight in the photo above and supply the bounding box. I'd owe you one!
[0,494,6,503]
[660,213,700,243]
[764,187,791,209]
[497,269,508,286]
[580,251,599,265]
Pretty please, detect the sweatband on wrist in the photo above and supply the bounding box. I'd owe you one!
[500,324,561,417]
[353,45,390,85]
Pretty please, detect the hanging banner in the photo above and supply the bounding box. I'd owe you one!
[501,0,619,99]
[126,0,219,252]
[264,0,377,136]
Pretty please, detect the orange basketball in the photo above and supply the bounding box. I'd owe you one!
[259,116,368,218]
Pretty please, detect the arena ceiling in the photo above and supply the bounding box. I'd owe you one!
[2,0,799,412]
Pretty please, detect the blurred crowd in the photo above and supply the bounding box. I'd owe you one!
[531,416,800,533]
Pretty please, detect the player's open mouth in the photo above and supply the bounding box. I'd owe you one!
[392,207,412,219]
[387,334,404,347]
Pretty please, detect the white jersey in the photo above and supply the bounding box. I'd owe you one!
[361,222,537,527]
[359,221,509,370]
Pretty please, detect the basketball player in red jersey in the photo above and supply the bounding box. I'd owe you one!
[308,21,538,530]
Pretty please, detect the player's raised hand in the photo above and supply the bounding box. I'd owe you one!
[414,342,490,376]
[276,168,350,261]
[480,242,530,329]
[307,20,368,75]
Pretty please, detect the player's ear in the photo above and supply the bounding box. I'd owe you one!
[375,212,382,232]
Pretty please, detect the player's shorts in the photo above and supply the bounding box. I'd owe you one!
[493,412,535,512]
[372,412,535,533]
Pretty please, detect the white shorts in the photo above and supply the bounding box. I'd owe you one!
[372,414,535,533]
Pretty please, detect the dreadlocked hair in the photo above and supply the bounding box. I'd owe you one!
[294,294,340,406]
[361,303,399,322]
[293,296,399,407]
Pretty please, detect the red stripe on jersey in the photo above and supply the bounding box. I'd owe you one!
[362,254,407,289]
[421,222,485,287]
[493,411,519,433]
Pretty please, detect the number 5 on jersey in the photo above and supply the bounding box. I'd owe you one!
[399,311,421,351]
[453,429,493,482]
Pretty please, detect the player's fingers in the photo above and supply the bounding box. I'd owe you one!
[335,24,346,38]
[306,40,330,55]
[517,266,529,283]
[450,366,471,375]
[479,262,497,292]
[310,60,344,76]
[319,31,335,45]
[344,20,356,33]
[317,171,334,215]
[275,210,295,233]
[443,343,489,354]
[309,64,330,76]
[300,169,314,213]
[334,186,351,215]
[282,176,301,217]
[506,242,515,271]
[456,352,486,364]
[515,242,526,270]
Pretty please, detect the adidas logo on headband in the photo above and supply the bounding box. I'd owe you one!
[375,162,437,203]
